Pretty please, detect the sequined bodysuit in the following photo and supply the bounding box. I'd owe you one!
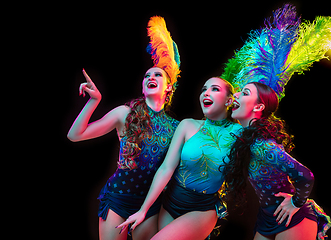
[249,138,314,209]
[98,106,179,220]
[248,138,323,236]
[174,118,242,194]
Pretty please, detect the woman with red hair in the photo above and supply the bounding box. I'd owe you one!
[221,4,331,240]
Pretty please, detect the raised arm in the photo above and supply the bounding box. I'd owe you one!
[116,119,190,232]
[67,69,130,142]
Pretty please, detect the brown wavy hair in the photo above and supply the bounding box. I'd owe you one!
[118,96,152,170]
[221,82,294,208]
[118,69,175,170]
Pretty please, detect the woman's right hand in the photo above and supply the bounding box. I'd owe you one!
[79,69,102,100]
[116,210,147,234]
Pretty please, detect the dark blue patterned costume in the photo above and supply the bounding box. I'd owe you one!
[98,106,179,220]
[249,138,330,237]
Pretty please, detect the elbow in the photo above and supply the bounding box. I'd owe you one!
[67,132,80,142]
[310,171,315,183]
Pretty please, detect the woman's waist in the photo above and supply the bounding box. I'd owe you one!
[174,170,223,194]
[168,178,220,199]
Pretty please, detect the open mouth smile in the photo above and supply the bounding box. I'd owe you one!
[203,98,213,107]
[232,100,240,111]
[147,81,158,89]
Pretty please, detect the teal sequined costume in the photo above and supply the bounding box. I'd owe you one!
[98,106,179,220]
[163,118,242,219]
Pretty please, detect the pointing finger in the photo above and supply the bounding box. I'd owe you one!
[82,68,92,83]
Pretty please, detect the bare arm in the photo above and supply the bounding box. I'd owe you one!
[116,119,191,232]
[67,69,130,142]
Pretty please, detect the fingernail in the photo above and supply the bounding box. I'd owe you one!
[119,226,125,234]
[82,68,85,72]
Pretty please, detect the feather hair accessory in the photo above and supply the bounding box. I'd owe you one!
[285,16,331,78]
[146,16,181,91]
[222,4,331,100]
[222,4,301,99]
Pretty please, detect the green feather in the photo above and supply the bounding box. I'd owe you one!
[285,16,331,78]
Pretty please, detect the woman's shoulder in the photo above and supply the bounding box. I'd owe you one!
[180,118,204,128]
[176,118,204,138]
[114,105,131,117]
[250,138,285,157]
[228,121,243,132]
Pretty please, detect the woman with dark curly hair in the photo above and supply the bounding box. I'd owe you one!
[225,82,320,239]
[67,16,181,240]
[220,4,331,239]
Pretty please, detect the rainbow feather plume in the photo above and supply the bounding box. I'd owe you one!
[146,16,180,90]
[221,55,243,88]
[225,4,301,99]
[222,4,331,100]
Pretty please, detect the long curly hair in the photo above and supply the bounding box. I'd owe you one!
[118,69,176,170]
[118,96,152,170]
[221,82,294,208]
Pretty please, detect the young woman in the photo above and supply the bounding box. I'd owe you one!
[67,16,181,240]
[223,82,323,240]
[117,77,242,240]
[220,5,330,239]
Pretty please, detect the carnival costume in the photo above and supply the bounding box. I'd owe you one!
[98,16,181,220]
[222,4,331,239]
[163,118,242,219]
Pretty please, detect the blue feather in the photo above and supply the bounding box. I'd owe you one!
[230,4,301,99]
[172,41,181,67]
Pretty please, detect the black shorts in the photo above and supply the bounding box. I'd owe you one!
[98,183,162,220]
[162,179,227,219]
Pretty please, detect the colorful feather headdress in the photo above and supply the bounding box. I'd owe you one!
[146,16,181,91]
[221,4,331,100]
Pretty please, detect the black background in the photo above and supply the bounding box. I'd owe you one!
[22,1,330,239]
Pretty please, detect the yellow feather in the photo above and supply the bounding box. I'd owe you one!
[147,16,180,86]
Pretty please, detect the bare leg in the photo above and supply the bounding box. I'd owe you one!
[151,210,217,240]
[254,232,274,240]
[132,214,158,240]
[158,206,174,230]
[275,218,317,240]
[99,209,128,240]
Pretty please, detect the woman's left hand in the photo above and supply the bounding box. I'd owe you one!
[273,192,300,227]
